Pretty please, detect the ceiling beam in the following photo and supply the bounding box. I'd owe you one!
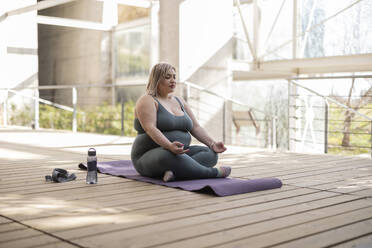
[96,0,151,8]
[37,15,111,31]
[0,0,77,22]
[233,53,372,80]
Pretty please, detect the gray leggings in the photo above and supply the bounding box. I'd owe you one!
[133,145,219,180]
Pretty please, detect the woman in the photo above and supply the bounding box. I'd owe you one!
[131,62,231,182]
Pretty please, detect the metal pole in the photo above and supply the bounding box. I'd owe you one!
[121,99,125,136]
[370,121,372,159]
[324,100,328,154]
[287,80,290,150]
[111,28,116,106]
[272,117,277,150]
[223,100,226,144]
[34,89,39,129]
[72,87,77,132]
[292,0,297,59]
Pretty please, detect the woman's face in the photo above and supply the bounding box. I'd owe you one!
[157,68,176,96]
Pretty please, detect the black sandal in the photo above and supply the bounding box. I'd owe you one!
[45,168,76,183]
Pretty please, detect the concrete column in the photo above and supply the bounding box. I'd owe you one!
[159,0,234,143]
[150,0,160,68]
[159,0,182,72]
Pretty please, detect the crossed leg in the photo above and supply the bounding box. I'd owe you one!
[135,146,218,180]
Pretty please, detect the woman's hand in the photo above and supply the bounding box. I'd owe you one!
[167,141,190,154]
[211,141,227,153]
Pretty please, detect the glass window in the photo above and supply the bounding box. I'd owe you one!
[114,25,150,79]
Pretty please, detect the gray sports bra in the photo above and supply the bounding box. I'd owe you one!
[134,96,193,134]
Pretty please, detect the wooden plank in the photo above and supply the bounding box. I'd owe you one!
[283,168,372,187]
[230,157,371,177]
[310,176,372,195]
[36,241,79,248]
[0,167,87,179]
[331,234,372,248]
[79,187,316,212]
[247,162,371,179]
[118,187,294,214]
[0,189,197,222]
[0,174,118,191]
[0,216,12,225]
[270,218,372,248]
[0,179,148,195]
[9,185,296,224]
[69,195,368,248]
[0,176,132,195]
[210,206,372,248]
[0,174,127,189]
[0,222,26,233]
[235,164,370,181]
[0,228,44,243]
[19,188,324,239]
[46,191,344,244]
[350,188,372,197]
[33,184,155,201]
[0,233,62,248]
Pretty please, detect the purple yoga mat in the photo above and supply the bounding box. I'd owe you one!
[83,160,282,196]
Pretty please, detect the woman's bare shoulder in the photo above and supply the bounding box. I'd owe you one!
[137,94,153,103]
[136,94,157,108]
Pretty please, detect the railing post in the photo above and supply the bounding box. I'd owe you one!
[272,117,277,150]
[223,99,226,144]
[121,99,125,136]
[72,87,77,132]
[370,121,372,159]
[3,90,8,127]
[34,89,39,129]
[324,100,328,154]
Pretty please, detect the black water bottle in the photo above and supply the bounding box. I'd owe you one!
[86,148,97,184]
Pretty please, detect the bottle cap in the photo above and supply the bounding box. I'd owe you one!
[88,148,96,156]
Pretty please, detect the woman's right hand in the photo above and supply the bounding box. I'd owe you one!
[167,141,189,154]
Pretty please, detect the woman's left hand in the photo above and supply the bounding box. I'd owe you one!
[211,141,227,153]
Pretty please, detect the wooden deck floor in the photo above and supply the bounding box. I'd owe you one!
[0,129,371,248]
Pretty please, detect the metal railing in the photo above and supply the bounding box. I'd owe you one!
[0,82,278,149]
[182,81,277,149]
[288,79,372,158]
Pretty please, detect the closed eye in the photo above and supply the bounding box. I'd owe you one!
[165,74,176,80]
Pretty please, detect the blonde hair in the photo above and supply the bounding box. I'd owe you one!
[146,62,176,96]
